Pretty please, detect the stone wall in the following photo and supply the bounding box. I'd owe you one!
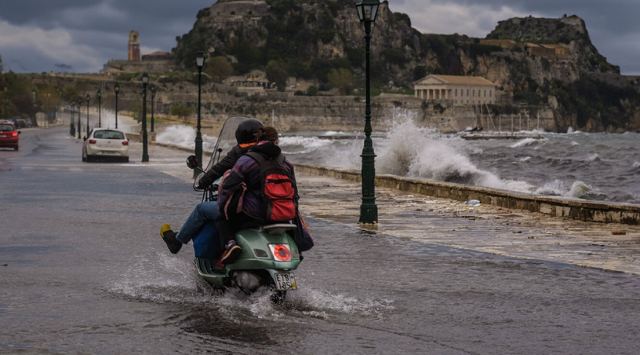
[294,164,640,225]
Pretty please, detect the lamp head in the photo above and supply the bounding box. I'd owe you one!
[356,0,380,23]
[196,51,205,68]
[114,83,120,94]
[141,72,149,84]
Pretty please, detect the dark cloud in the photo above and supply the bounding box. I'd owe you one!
[0,0,638,74]
[0,0,212,72]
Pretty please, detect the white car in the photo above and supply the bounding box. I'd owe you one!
[82,128,129,162]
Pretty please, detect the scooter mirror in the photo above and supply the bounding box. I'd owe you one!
[186,155,199,169]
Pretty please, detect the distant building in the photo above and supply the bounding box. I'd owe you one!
[141,51,173,61]
[102,32,175,74]
[128,31,141,62]
[223,70,274,95]
[413,75,496,106]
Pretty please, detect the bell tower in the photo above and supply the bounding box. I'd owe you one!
[128,31,141,61]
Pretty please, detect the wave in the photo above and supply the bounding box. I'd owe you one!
[156,125,216,151]
[510,138,539,148]
[534,179,596,199]
[279,136,334,154]
[375,118,534,191]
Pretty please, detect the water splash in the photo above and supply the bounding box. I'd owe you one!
[376,118,531,191]
[510,138,539,148]
[156,125,217,151]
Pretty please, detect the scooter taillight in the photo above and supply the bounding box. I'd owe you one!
[269,244,291,262]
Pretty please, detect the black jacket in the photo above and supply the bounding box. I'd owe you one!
[198,145,252,188]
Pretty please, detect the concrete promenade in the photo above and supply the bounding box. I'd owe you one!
[295,173,640,275]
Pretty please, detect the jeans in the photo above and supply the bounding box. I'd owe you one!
[177,201,220,244]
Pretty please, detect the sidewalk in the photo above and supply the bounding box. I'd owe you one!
[140,142,640,275]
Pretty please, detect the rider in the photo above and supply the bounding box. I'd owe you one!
[160,119,264,258]
[216,126,296,247]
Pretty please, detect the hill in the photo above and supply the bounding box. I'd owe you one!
[172,0,640,131]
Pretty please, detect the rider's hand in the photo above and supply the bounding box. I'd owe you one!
[195,173,208,189]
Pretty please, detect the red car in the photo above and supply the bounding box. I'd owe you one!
[0,121,20,150]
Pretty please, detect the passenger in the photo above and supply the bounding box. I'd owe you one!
[216,126,298,263]
[160,119,263,257]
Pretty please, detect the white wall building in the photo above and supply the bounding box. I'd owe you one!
[414,75,496,106]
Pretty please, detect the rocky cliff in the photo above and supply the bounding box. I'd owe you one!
[172,0,640,132]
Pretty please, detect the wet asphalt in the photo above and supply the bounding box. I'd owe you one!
[1,127,639,354]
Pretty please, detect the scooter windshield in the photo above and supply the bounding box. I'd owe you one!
[203,116,258,172]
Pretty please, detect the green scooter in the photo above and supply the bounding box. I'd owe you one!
[186,117,302,302]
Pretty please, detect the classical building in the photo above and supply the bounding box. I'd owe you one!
[413,75,496,106]
[128,31,141,62]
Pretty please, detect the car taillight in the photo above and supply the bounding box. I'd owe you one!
[122,140,128,146]
[269,244,292,262]
[89,139,96,144]
[11,131,18,137]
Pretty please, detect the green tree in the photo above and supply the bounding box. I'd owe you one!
[170,103,194,120]
[327,68,354,95]
[266,60,288,91]
[205,56,234,82]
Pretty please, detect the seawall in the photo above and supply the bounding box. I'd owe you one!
[294,164,640,225]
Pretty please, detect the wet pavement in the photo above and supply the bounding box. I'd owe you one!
[1,127,640,354]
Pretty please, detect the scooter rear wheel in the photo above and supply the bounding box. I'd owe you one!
[271,290,287,304]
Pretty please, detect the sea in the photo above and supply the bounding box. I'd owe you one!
[156,114,640,205]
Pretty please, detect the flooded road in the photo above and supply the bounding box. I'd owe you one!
[1,128,640,354]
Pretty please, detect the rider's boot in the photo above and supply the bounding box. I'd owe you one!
[215,240,242,269]
[160,224,182,254]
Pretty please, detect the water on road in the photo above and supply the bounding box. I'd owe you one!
[1,128,639,354]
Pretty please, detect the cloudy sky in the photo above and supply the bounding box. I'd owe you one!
[0,0,638,74]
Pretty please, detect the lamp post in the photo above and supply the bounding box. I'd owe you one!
[141,73,149,162]
[85,93,90,137]
[114,83,120,129]
[150,85,156,133]
[76,101,81,139]
[32,89,37,126]
[69,102,75,137]
[355,0,380,225]
[194,51,205,176]
[96,88,102,128]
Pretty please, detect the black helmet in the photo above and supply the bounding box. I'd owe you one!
[235,119,263,144]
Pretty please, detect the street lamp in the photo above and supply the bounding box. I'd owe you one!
[69,102,75,137]
[32,89,37,126]
[150,85,156,133]
[355,0,380,225]
[76,100,81,139]
[114,83,120,129]
[195,51,205,175]
[96,88,102,128]
[141,73,150,162]
[85,93,91,137]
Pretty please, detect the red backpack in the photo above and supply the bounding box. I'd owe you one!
[246,152,297,223]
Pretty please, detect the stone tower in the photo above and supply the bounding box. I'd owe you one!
[128,31,141,62]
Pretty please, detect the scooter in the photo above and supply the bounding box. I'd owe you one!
[185,117,302,302]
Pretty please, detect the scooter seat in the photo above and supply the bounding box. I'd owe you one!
[261,223,297,234]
